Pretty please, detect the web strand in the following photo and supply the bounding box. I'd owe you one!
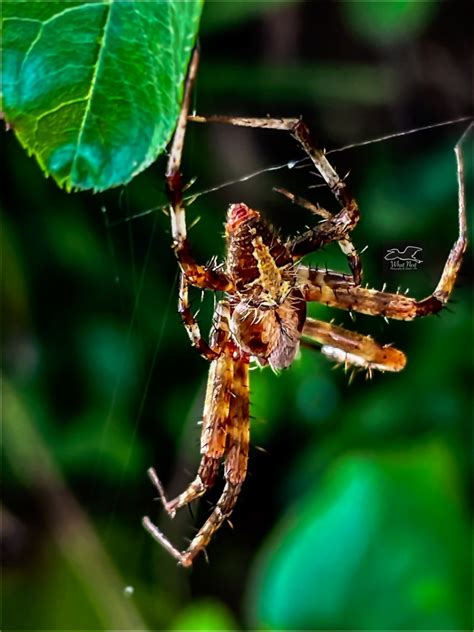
[106,115,472,228]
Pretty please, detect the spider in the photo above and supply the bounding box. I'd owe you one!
[142,51,468,567]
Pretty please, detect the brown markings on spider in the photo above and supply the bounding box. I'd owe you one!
[142,50,469,567]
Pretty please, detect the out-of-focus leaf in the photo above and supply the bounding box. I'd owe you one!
[249,442,470,630]
[1,0,203,191]
[170,598,239,631]
[341,0,439,46]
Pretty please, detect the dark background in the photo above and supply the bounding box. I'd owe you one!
[2,1,473,630]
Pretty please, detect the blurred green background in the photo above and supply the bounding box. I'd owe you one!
[2,1,473,630]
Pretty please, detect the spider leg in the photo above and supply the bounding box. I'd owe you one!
[302,317,406,373]
[274,186,362,284]
[180,358,250,567]
[166,50,232,293]
[298,126,468,319]
[298,260,463,320]
[144,356,250,567]
[148,353,233,518]
[178,273,219,361]
[147,302,233,518]
[189,115,360,261]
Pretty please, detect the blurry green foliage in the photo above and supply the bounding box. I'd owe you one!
[201,0,297,33]
[1,0,203,190]
[170,598,239,631]
[2,377,148,629]
[198,61,397,105]
[250,442,470,630]
[342,0,439,46]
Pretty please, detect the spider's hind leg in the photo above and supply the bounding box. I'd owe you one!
[300,125,469,320]
[166,50,232,294]
[274,186,362,284]
[302,317,406,375]
[189,115,361,273]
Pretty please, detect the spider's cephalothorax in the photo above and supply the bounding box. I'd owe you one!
[142,48,469,568]
[226,202,306,370]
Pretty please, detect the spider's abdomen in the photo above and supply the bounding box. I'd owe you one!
[225,203,292,294]
[225,203,305,368]
[230,292,306,369]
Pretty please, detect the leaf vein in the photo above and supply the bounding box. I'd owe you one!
[70,0,113,181]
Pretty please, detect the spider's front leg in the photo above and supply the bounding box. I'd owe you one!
[146,301,232,520]
[176,358,250,567]
[147,352,232,519]
[143,347,250,567]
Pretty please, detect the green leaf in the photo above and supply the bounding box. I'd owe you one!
[249,442,470,630]
[1,0,203,191]
[170,599,239,631]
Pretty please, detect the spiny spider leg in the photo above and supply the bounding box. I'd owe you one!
[274,186,333,219]
[188,115,360,265]
[144,350,250,567]
[167,52,230,358]
[142,515,188,565]
[148,357,232,517]
[178,274,218,361]
[298,261,460,320]
[147,302,233,518]
[302,317,406,374]
[298,124,469,320]
[274,186,362,284]
[166,50,232,293]
[177,358,250,567]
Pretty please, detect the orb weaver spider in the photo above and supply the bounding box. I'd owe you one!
[143,51,468,567]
